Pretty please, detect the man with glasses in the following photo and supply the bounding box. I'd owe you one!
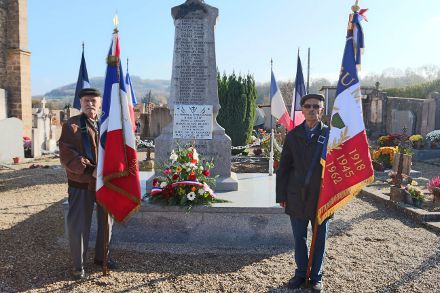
[276,93,329,292]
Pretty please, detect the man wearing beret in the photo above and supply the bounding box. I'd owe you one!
[276,93,329,292]
[59,88,117,280]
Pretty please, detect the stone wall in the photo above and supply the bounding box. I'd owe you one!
[0,2,7,87]
[140,107,172,139]
[321,85,440,138]
[0,0,31,136]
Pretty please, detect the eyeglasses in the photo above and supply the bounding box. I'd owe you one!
[302,104,322,109]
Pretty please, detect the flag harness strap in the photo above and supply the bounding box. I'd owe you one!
[80,114,97,164]
[303,126,327,196]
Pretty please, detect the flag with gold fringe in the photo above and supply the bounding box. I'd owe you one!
[316,8,373,224]
[96,21,141,223]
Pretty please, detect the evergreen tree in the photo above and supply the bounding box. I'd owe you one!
[217,72,256,153]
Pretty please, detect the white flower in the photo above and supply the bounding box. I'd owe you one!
[199,166,203,170]
[198,188,205,195]
[169,150,178,162]
[187,192,196,201]
[193,150,199,161]
[160,182,167,188]
[186,168,191,172]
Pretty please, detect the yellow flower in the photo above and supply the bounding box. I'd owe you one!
[409,134,423,142]
[411,180,418,186]
[176,166,182,172]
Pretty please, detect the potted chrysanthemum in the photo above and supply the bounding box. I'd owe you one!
[427,176,440,202]
[426,130,440,149]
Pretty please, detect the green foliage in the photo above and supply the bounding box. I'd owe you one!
[385,79,440,98]
[217,72,257,153]
[148,146,224,209]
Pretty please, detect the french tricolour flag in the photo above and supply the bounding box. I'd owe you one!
[125,69,137,132]
[316,10,374,224]
[96,28,141,223]
[73,47,90,110]
[270,70,292,131]
[291,53,306,128]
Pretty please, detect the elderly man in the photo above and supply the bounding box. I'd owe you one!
[59,88,116,280]
[276,93,329,292]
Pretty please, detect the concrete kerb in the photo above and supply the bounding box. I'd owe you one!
[361,185,440,234]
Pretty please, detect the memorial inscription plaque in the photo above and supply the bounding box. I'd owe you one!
[154,0,238,191]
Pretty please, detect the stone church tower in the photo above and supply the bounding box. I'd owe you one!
[0,0,31,136]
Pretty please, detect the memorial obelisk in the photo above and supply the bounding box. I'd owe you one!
[155,0,238,191]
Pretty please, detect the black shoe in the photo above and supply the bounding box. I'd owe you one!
[71,268,85,280]
[287,276,306,289]
[94,258,119,270]
[311,280,323,292]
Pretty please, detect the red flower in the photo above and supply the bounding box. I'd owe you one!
[162,185,174,199]
[172,174,179,181]
[188,171,196,181]
[188,152,193,159]
[191,159,198,164]
[152,178,159,186]
[202,170,210,176]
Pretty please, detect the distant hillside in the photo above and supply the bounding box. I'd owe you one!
[43,76,170,105]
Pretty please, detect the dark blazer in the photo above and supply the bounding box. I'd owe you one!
[276,121,328,220]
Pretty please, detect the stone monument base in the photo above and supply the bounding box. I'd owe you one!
[62,173,293,249]
[215,172,238,192]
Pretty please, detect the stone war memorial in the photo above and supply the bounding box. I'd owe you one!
[3,0,440,292]
[154,0,238,191]
[74,0,293,250]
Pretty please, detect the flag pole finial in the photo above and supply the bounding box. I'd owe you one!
[352,0,360,12]
[270,58,273,70]
[127,57,129,71]
[113,13,119,33]
[82,41,84,52]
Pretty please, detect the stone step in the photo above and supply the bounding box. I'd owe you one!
[62,173,295,249]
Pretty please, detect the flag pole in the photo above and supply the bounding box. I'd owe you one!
[101,14,122,277]
[269,59,274,176]
[305,0,360,286]
[306,47,310,93]
[291,48,300,121]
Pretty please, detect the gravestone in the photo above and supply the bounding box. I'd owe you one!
[32,98,56,153]
[0,117,24,163]
[155,0,238,191]
[369,97,382,123]
[390,110,415,134]
[0,89,6,120]
[420,98,436,136]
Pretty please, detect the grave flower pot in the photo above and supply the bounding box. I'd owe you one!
[372,160,384,172]
[392,153,412,175]
[412,199,423,208]
[12,157,21,164]
[403,191,413,205]
[432,187,440,202]
[413,141,423,149]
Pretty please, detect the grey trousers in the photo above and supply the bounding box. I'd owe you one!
[67,186,113,270]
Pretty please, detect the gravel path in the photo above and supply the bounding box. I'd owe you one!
[0,161,439,293]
